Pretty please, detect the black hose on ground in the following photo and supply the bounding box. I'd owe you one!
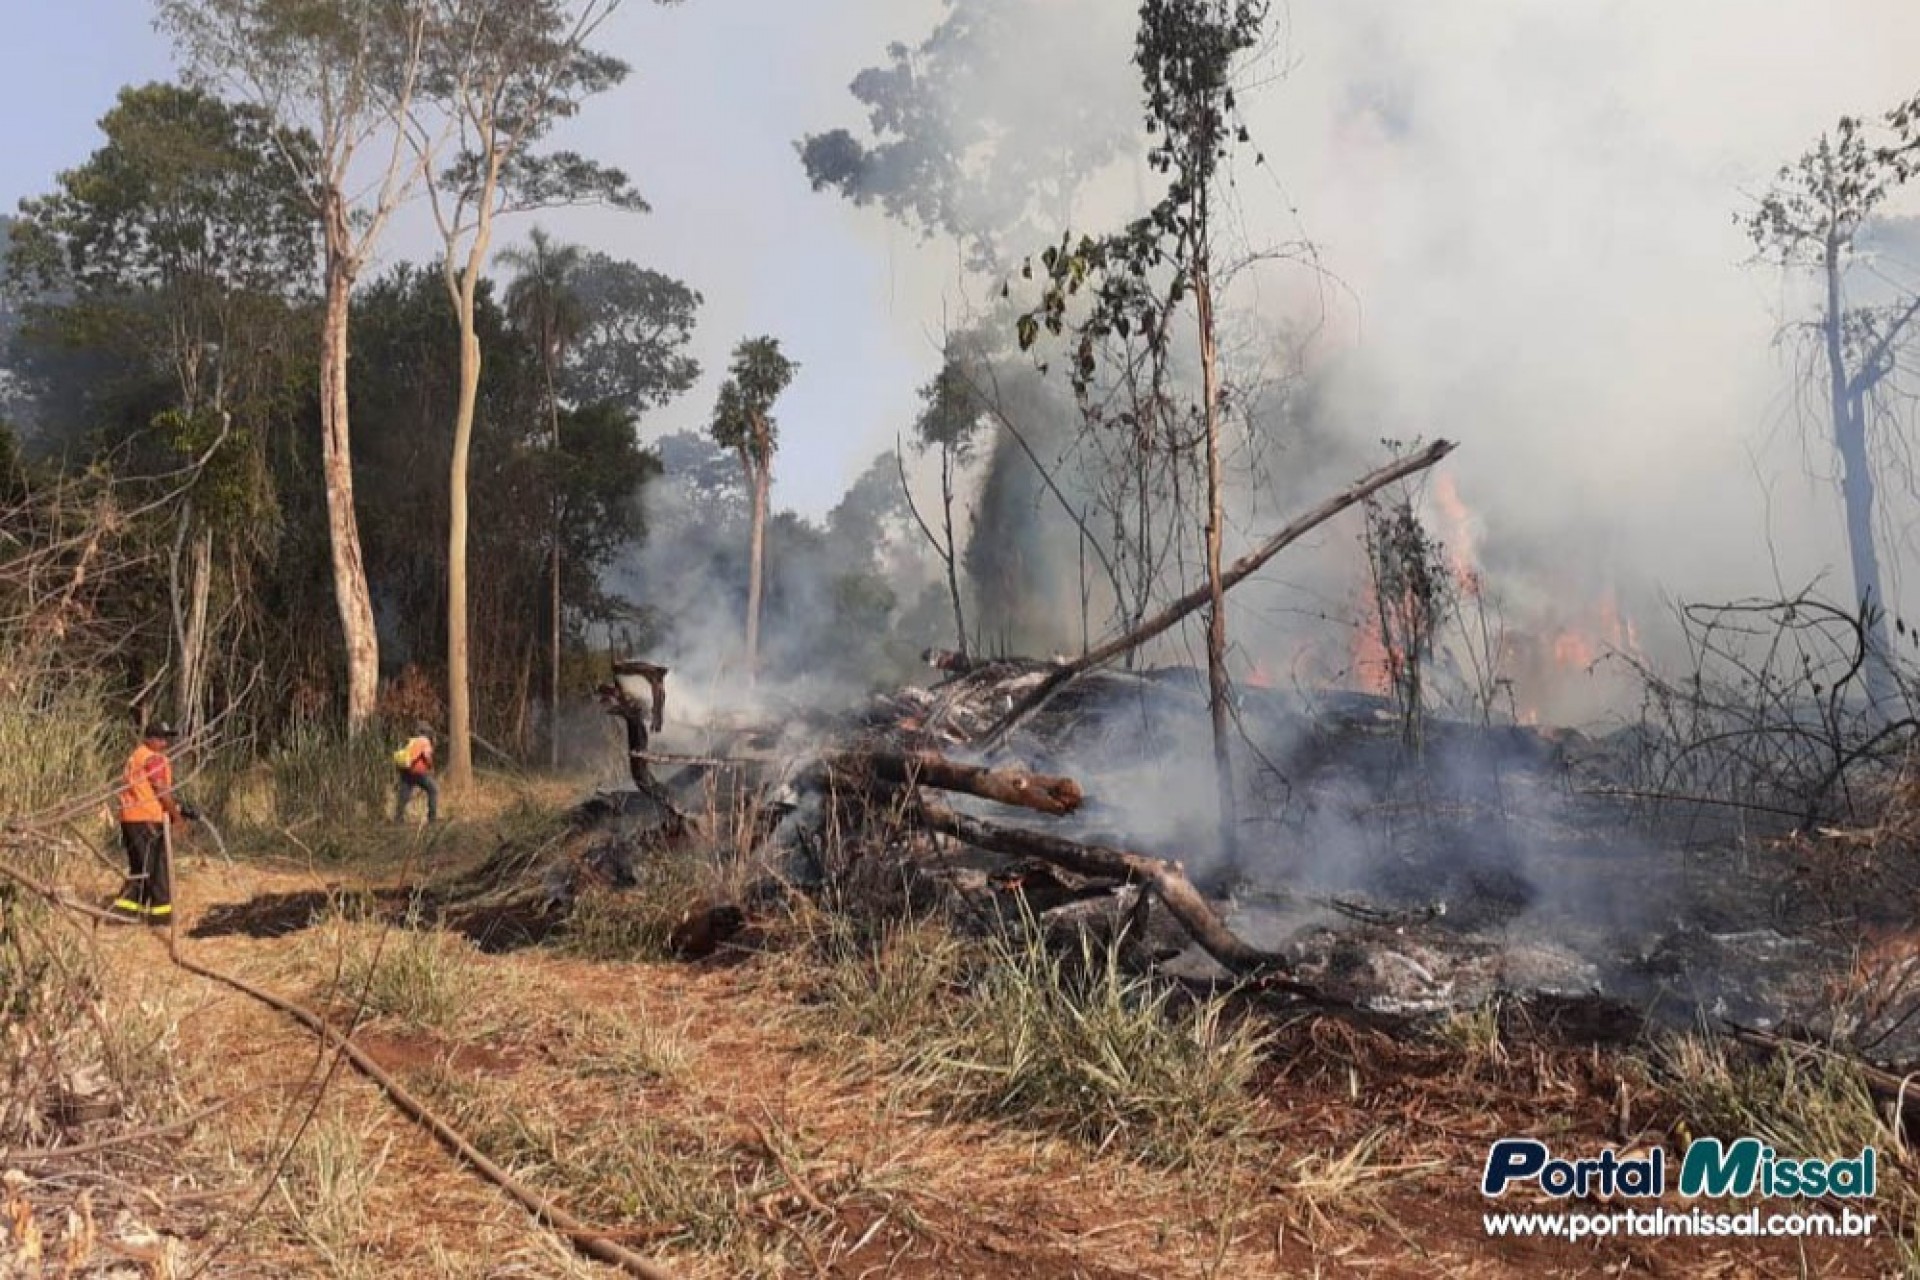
[0,852,678,1280]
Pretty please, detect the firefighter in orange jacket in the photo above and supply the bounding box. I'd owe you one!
[394,722,439,823]
[112,722,197,923]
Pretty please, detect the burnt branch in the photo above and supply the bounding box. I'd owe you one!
[980,439,1458,749]
[915,799,1286,977]
[829,750,1085,818]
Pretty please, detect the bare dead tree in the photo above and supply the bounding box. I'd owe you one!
[1745,110,1920,717]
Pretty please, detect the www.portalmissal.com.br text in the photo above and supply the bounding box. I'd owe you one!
[1480,1137,1881,1242]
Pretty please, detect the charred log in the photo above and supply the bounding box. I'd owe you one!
[830,750,1085,816]
[914,800,1288,977]
[980,440,1458,749]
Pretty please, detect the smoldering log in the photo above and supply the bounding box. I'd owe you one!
[915,800,1287,976]
[980,439,1459,749]
[831,750,1085,817]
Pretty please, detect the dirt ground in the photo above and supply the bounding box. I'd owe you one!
[4,811,1909,1279]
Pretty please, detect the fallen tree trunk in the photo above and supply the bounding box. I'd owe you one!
[915,800,1286,976]
[1727,1023,1920,1120]
[980,440,1458,748]
[836,751,1085,817]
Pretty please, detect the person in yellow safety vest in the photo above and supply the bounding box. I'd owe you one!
[112,721,198,924]
[394,722,439,823]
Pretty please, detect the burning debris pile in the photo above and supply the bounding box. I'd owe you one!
[446,639,1920,1072]
[436,441,1919,1076]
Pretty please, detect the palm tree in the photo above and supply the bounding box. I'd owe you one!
[501,227,586,768]
[710,337,798,682]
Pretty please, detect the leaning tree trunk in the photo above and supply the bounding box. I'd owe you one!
[319,220,381,730]
[1194,256,1235,862]
[1824,236,1899,714]
[940,444,969,659]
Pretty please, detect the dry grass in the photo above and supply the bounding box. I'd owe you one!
[1657,1032,1920,1269]
[263,724,398,828]
[417,1066,800,1274]
[0,883,187,1147]
[794,908,1271,1170]
[799,910,972,1042]
[917,927,1270,1169]
[558,1003,697,1083]
[0,677,117,821]
[562,838,756,962]
[1432,1000,1509,1068]
[307,906,480,1033]
[274,1102,394,1272]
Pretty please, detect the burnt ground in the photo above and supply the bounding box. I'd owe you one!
[8,817,1911,1279]
[911,666,1920,1065]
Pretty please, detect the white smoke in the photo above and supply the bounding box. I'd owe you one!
[821,0,1920,724]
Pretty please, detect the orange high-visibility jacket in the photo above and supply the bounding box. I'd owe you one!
[119,743,173,824]
[401,736,433,776]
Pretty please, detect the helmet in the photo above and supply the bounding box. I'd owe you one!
[145,721,180,740]
[413,721,434,737]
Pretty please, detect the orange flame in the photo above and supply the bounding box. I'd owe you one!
[1350,610,1393,695]
[1429,472,1481,589]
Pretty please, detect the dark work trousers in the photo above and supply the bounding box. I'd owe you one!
[395,769,440,822]
[117,822,171,917]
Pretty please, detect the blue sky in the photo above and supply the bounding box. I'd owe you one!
[0,4,173,207]
[0,0,944,519]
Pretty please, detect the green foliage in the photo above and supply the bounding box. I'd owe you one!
[825,449,915,565]
[347,261,669,746]
[422,0,641,205]
[1013,0,1267,391]
[7,80,314,467]
[709,336,798,469]
[8,82,313,305]
[1744,115,1893,266]
[500,226,587,376]
[914,347,988,458]
[562,253,702,409]
[797,0,1136,271]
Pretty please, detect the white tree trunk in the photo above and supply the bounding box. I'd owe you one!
[319,227,381,730]
[447,301,482,788]
[746,449,769,683]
